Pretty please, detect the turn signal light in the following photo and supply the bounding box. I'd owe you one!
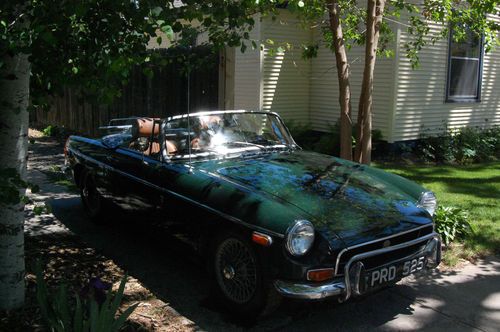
[252,232,273,247]
[307,268,335,282]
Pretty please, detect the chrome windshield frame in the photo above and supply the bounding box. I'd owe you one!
[162,110,299,162]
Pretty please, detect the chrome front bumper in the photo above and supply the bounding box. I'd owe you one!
[274,233,441,301]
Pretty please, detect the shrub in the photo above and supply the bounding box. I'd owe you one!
[43,125,60,137]
[434,206,474,246]
[285,119,317,150]
[414,124,500,164]
[285,119,384,157]
[35,263,138,332]
[312,123,341,156]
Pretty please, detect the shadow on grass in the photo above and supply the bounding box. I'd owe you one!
[466,230,500,256]
[380,163,500,201]
[407,175,499,200]
[380,162,500,173]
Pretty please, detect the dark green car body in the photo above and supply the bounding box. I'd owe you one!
[67,111,440,303]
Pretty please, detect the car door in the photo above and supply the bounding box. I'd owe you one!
[104,120,161,212]
[140,121,196,223]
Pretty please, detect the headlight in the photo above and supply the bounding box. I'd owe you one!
[418,191,437,216]
[286,220,315,256]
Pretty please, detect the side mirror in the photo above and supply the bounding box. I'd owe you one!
[102,133,131,149]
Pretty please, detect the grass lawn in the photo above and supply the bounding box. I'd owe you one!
[378,161,500,264]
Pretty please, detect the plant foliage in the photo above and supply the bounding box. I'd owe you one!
[415,125,500,164]
[434,206,474,246]
[35,263,137,332]
[1,1,275,108]
[0,167,40,206]
[286,118,384,156]
[42,125,60,137]
[284,0,499,67]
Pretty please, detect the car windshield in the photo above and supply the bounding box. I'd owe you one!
[163,112,295,159]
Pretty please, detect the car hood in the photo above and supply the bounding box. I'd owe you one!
[199,150,431,247]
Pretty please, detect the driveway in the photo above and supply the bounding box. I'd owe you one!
[26,136,500,331]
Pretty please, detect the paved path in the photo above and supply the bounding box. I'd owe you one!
[26,137,500,331]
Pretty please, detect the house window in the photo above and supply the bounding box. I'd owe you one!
[446,28,483,102]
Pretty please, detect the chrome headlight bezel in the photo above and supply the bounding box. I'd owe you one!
[286,220,315,256]
[418,191,437,216]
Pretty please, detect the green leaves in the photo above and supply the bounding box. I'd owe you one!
[161,25,174,41]
[33,203,51,215]
[2,0,495,117]
[35,262,138,332]
[434,206,474,246]
[301,44,319,59]
[150,7,163,18]
[240,41,247,53]
[0,0,279,108]
[279,1,499,69]
[0,166,52,214]
[41,30,56,45]
[414,125,500,164]
[0,168,27,206]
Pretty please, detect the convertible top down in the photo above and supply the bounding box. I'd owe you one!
[66,110,441,316]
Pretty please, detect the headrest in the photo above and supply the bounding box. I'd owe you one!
[136,118,160,137]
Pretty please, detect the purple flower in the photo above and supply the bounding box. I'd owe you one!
[80,277,112,305]
[89,277,111,291]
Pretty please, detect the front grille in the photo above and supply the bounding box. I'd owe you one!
[360,242,427,270]
[335,224,433,275]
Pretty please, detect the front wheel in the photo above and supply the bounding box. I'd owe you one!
[212,232,280,317]
[80,169,105,222]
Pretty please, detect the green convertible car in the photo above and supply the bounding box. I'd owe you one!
[66,110,441,316]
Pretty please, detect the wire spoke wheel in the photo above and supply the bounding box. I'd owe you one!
[81,172,100,215]
[215,237,258,304]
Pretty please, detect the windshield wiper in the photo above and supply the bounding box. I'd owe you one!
[248,139,293,151]
[225,141,266,149]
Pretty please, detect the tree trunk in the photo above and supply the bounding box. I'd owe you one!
[354,0,386,164]
[0,53,30,310]
[328,0,352,161]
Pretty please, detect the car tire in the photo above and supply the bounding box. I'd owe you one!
[211,231,281,318]
[79,169,106,222]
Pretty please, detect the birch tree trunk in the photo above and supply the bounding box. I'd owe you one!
[354,0,386,164]
[0,53,30,310]
[328,0,353,161]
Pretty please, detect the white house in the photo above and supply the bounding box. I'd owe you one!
[221,9,500,143]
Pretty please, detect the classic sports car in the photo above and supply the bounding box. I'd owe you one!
[66,110,441,316]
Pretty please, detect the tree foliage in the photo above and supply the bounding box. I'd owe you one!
[1,0,274,106]
[285,0,499,66]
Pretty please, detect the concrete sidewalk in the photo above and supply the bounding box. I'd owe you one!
[279,259,500,332]
[26,137,500,331]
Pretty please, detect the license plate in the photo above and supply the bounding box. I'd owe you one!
[367,256,426,288]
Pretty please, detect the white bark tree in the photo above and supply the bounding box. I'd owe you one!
[0,53,30,310]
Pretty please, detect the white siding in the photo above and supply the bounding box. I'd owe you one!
[232,7,500,143]
[309,30,397,141]
[233,17,262,111]
[393,14,500,141]
[261,12,312,123]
